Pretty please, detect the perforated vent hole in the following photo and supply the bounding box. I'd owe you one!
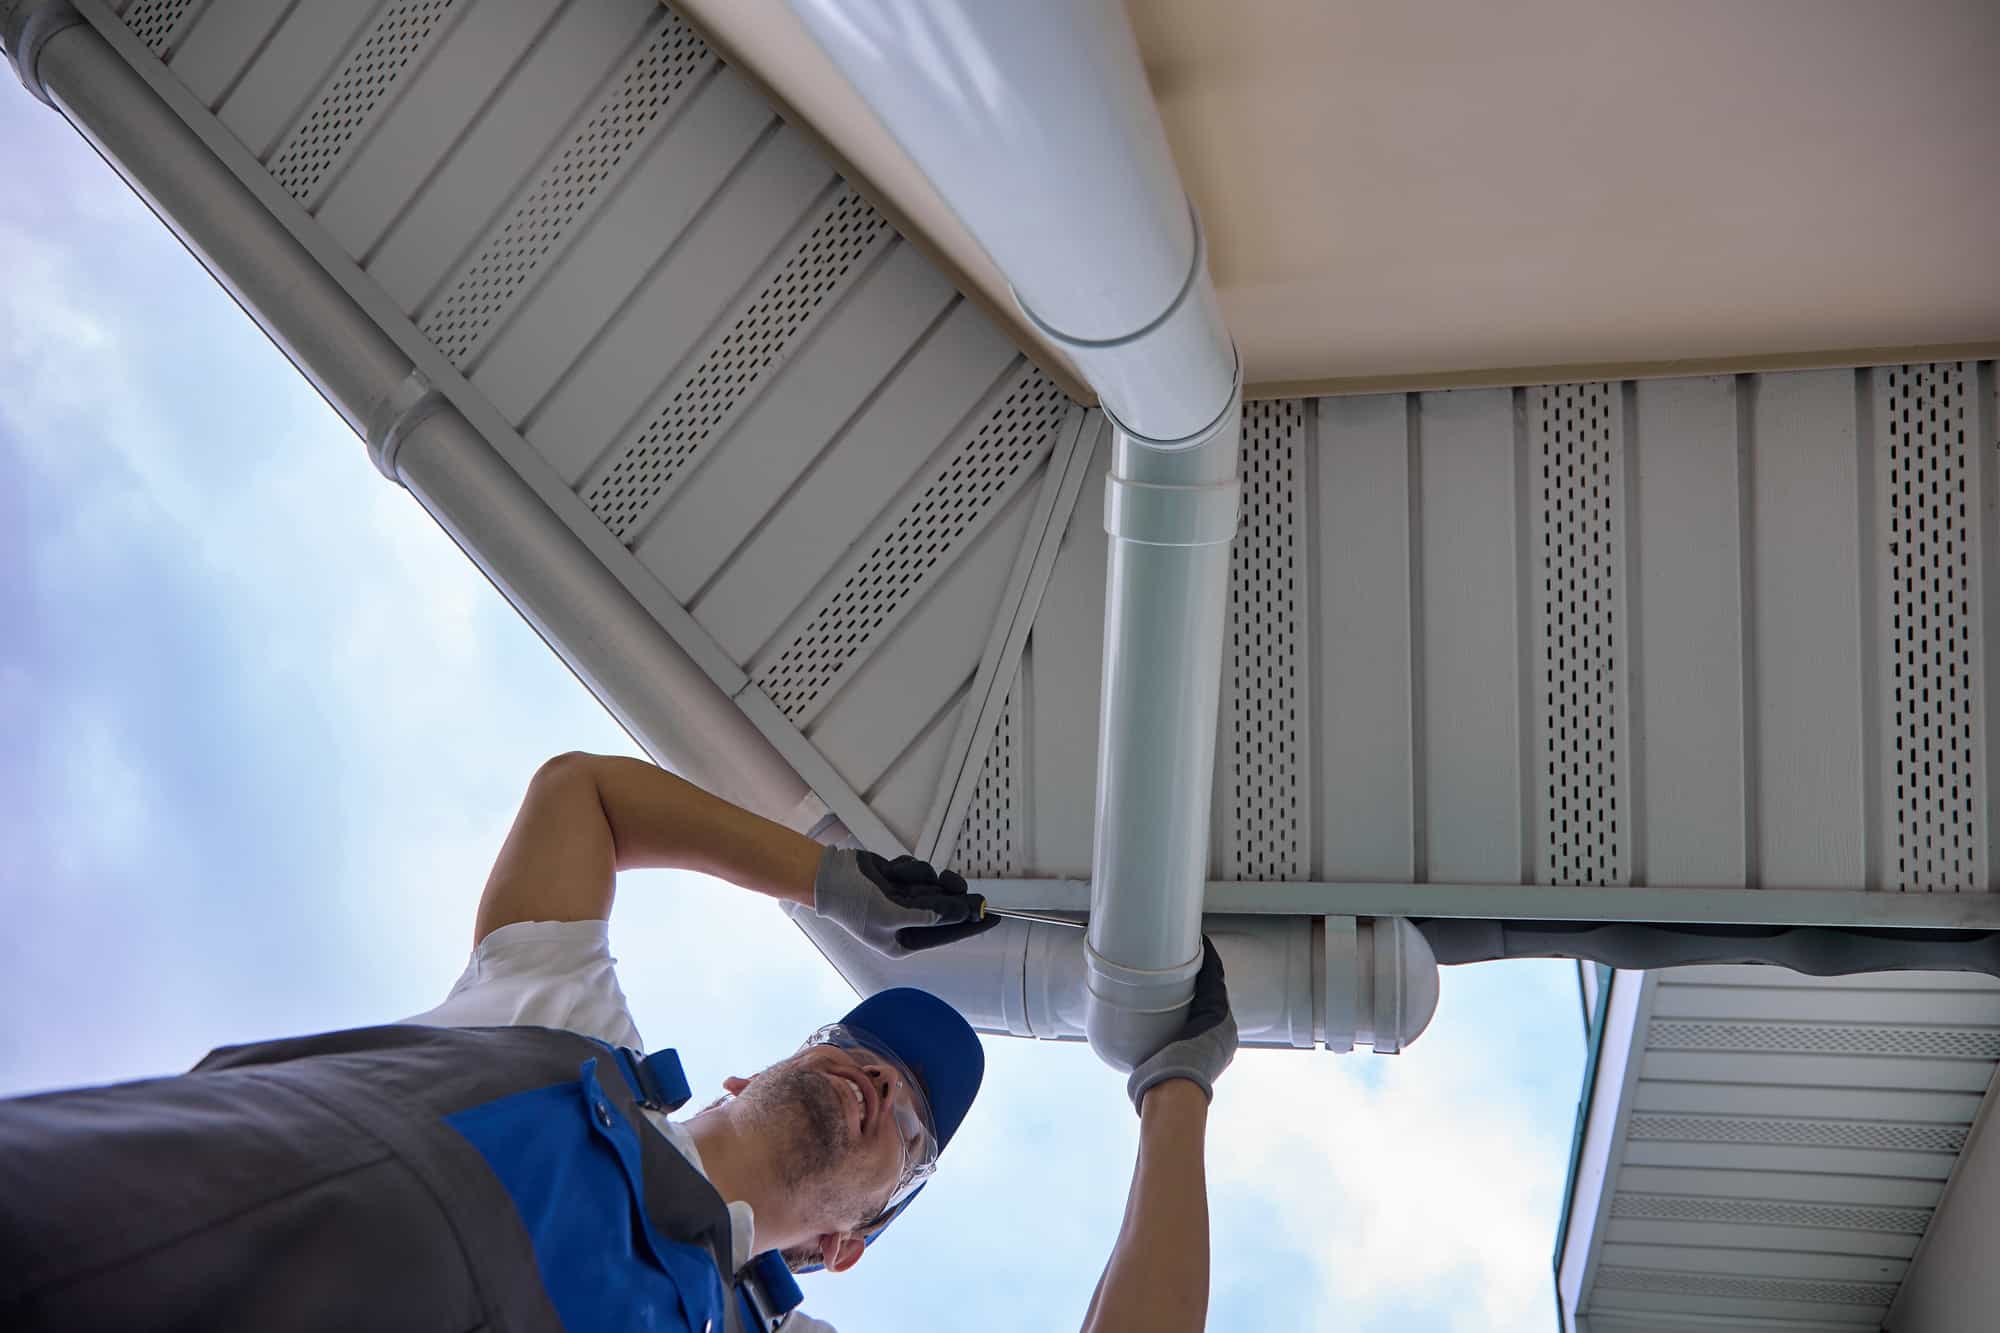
[956,676,1021,877]
[1648,1021,2000,1058]
[1592,1267,1899,1307]
[123,0,194,56]
[1226,400,1308,880]
[1885,362,1979,890]
[1625,1112,1966,1153]
[420,14,712,366]
[756,371,1070,721]
[268,0,457,203]
[1612,1191,1934,1234]
[1536,384,1622,887]
[585,190,891,540]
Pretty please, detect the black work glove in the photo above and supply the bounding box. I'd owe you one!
[811,848,1001,957]
[1126,936,1237,1112]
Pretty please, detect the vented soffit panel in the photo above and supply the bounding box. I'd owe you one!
[1565,965,2000,1331]
[677,0,2000,398]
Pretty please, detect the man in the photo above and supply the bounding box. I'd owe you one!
[0,752,1236,1331]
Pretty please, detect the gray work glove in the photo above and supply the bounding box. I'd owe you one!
[812,848,1000,958]
[1127,936,1237,1112]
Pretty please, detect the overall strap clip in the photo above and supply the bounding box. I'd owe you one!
[609,1046,691,1113]
[739,1250,805,1331]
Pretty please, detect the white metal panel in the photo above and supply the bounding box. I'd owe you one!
[1611,1167,1944,1210]
[364,0,656,313]
[1878,362,1988,892]
[1587,1279,1895,1326]
[470,70,783,423]
[266,0,467,210]
[1658,966,2000,991]
[1752,369,1868,888]
[1417,387,1523,882]
[1215,399,1312,881]
[952,665,1027,877]
[806,493,1037,795]
[164,0,295,109]
[312,0,561,255]
[633,243,955,603]
[1650,982,2000,1026]
[1621,1140,1957,1180]
[215,0,379,163]
[417,11,720,370]
[1606,1217,1922,1260]
[689,299,1018,663]
[1632,376,1747,887]
[1598,1244,1904,1286]
[544,178,904,512]
[1532,383,1632,888]
[1639,1051,1994,1094]
[574,187,893,505]
[1633,1078,1984,1125]
[1313,393,1415,880]
[119,0,195,57]
[750,367,1071,726]
[1027,431,1111,879]
[863,693,965,850]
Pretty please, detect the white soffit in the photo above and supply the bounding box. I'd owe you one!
[682,0,2000,396]
[79,0,1089,857]
[939,367,2000,908]
[1570,965,2000,1331]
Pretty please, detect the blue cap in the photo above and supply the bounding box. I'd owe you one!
[839,987,983,1152]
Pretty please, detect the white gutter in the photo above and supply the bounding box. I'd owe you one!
[788,0,1244,1069]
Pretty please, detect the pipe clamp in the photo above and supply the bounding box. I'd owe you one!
[365,369,447,483]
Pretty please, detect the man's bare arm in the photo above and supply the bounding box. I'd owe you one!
[1080,1079,1212,1332]
[474,752,820,944]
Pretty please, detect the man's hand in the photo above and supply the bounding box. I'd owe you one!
[1125,937,1237,1112]
[812,849,1001,957]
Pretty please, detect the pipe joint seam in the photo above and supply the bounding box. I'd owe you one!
[1104,473,1240,547]
[1084,937,1204,1012]
[3,0,81,106]
[365,369,446,484]
[1099,343,1242,452]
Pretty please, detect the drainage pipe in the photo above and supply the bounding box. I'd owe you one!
[786,903,1441,1054]
[789,0,1243,1069]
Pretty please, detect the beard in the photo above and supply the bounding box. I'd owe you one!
[735,1055,885,1235]
[736,1057,852,1192]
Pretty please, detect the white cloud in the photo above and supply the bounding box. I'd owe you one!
[1208,972,1573,1333]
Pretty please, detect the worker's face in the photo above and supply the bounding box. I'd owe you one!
[720,1042,920,1269]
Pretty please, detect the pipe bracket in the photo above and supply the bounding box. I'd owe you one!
[365,369,446,484]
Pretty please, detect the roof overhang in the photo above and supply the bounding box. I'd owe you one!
[679,0,2000,398]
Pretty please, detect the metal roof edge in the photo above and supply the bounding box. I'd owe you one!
[1553,963,1614,1333]
[1551,969,1657,1332]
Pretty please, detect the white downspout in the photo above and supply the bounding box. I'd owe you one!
[788,0,1242,1069]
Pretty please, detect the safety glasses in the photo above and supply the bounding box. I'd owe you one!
[798,1023,940,1223]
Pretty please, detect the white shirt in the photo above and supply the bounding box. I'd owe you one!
[404,919,835,1331]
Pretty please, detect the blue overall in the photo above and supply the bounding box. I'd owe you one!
[0,1023,806,1333]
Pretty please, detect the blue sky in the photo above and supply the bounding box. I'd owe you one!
[1,76,1582,1332]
